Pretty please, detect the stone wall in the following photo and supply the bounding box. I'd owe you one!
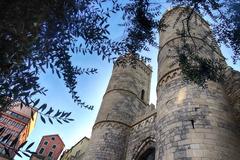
[224,67,240,121]
[156,78,240,160]
[156,7,240,160]
[85,60,152,160]
[85,122,130,160]
[95,61,152,124]
[125,111,156,160]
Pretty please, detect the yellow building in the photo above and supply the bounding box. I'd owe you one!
[60,137,89,160]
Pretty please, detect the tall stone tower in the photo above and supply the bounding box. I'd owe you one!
[78,7,240,160]
[156,7,240,160]
[85,55,152,160]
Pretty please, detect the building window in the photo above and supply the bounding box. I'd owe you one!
[39,148,44,154]
[44,141,48,145]
[52,145,56,149]
[51,137,55,141]
[48,151,53,157]
[141,90,145,101]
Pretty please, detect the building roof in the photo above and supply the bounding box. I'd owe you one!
[11,102,38,119]
[70,136,89,149]
[42,134,65,146]
[115,53,152,72]
[31,153,45,159]
[63,136,89,155]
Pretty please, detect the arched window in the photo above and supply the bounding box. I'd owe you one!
[141,90,145,101]
[138,148,155,160]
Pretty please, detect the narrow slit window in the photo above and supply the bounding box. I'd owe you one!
[141,90,145,101]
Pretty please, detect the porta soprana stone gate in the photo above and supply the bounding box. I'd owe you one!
[84,7,240,160]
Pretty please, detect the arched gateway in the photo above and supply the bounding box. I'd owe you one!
[133,137,156,160]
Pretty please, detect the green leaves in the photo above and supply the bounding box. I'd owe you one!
[18,141,28,150]
[38,104,47,112]
[45,107,54,115]
[121,0,160,53]
[37,103,74,124]
[174,42,225,87]
[168,0,240,64]
[0,0,239,114]
[26,142,34,151]
[48,117,53,124]
[33,99,40,107]
[0,0,98,112]
[16,141,36,158]
[40,115,46,124]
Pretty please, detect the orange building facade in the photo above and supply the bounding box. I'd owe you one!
[0,102,37,158]
[31,134,65,160]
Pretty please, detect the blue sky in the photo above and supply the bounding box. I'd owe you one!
[16,4,240,160]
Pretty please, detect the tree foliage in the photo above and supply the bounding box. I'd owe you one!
[213,0,240,63]
[167,0,239,85]
[0,0,111,111]
[1,0,239,112]
[0,0,239,159]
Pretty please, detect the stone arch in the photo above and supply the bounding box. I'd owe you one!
[138,148,155,160]
[132,137,156,160]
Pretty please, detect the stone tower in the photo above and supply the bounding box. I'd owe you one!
[85,55,152,160]
[156,7,240,160]
[80,7,240,160]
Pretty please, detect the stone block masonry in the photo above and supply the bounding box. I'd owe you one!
[84,7,240,160]
[156,7,240,160]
